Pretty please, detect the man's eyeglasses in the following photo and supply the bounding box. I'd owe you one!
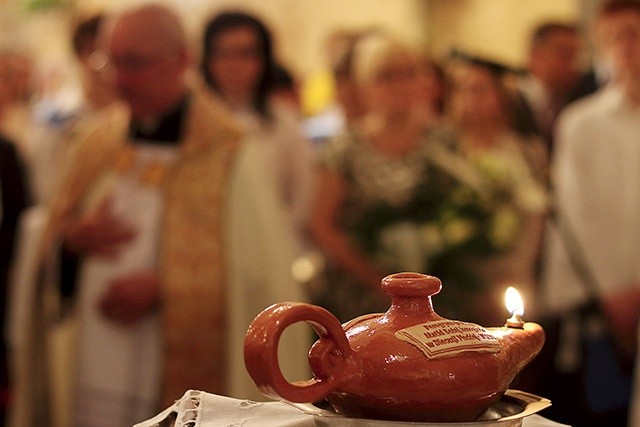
[89,50,178,73]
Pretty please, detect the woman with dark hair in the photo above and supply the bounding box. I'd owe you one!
[201,11,275,117]
[442,58,548,325]
[201,11,314,249]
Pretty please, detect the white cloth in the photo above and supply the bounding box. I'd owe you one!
[73,143,176,426]
[6,206,53,426]
[134,390,570,427]
[540,86,640,314]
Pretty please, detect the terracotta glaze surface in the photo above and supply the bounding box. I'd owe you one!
[244,273,545,422]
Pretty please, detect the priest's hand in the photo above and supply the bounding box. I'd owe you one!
[65,198,137,258]
[100,270,161,325]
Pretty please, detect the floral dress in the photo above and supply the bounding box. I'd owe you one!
[314,127,456,322]
[425,131,548,325]
[314,127,547,325]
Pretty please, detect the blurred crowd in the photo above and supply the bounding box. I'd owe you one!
[1,1,640,426]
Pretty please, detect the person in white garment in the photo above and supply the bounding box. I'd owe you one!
[539,1,640,425]
[8,4,309,427]
[200,11,315,251]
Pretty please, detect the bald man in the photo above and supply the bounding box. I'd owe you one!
[9,4,308,427]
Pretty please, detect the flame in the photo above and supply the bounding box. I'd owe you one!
[505,286,524,317]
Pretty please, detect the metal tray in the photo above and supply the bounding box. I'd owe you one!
[286,389,551,427]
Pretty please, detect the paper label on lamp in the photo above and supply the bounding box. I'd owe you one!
[395,320,501,359]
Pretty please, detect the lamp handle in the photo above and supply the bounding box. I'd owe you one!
[243,302,353,403]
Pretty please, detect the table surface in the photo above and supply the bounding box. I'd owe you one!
[135,390,572,427]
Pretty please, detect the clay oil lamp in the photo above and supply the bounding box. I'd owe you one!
[244,273,545,423]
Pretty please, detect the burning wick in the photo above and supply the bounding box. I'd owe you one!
[505,286,525,329]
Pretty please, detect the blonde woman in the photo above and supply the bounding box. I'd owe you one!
[309,35,451,322]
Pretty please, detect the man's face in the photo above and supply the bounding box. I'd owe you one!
[105,17,185,117]
[597,10,640,82]
[531,31,582,94]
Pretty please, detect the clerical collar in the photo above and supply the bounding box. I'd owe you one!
[129,96,190,145]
